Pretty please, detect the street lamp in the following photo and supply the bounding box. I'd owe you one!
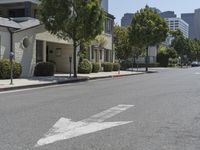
[10,51,14,85]
[69,56,72,78]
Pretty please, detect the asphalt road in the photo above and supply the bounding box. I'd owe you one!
[1,67,200,150]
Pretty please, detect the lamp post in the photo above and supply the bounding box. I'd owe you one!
[69,56,72,78]
[10,52,14,85]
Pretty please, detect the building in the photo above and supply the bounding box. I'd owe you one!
[121,13,134,27]
[151,7,161,13]
[160,11,177,18]
[181,13,195,38]
[0,0,115,77]
[101,0,108,12]
[194,9,200,39]
[121,8,161,27]
[181,8,200,39]
[165,18,189,38]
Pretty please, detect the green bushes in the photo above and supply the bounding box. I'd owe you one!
[34,62,55,76]
[120,60,159,70]
[92,62,100,73]
[157,46,177,67]
[120,60,132,70]
[79,60,120,74]
[0,59,22,79]
[78,59,92,74]
[113,63,120,71]
[102,62,113,72]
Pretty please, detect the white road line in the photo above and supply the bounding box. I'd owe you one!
[195,72,200,75]
[35,104,134,147]
[83,105,134,123]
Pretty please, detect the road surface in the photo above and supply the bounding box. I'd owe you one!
[0,67,200,150]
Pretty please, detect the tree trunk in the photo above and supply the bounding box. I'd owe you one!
[73,41,77,78]
[145,46,149,72]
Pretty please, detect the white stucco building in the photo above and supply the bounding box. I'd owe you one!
[0,0,115,77]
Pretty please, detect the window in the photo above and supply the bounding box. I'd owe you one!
[100,50,102,60]
[9,9,25,17]
[92,49,94,60]
[104,18,113,34]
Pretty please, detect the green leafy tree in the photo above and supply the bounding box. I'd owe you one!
[113,25,132,60]
[39,0,104,77]
[190,39,200,61]
[157,45,177,67]
[171,33,191,65]
[129,6,168,71]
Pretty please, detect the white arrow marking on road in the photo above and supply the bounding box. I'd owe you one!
[195,72,200,75]
[35,104,134,147]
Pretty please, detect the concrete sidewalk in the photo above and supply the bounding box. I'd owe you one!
[0,71,143,92]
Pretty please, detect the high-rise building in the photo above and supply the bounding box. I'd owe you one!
[181,8,200,39]
[165,18,189,38]
[162,18,189,46]
[160,11,177,18]
[181,13,195,38]
[121,7,161,27]
[101,0,108,12]
[121,13,134,27]
[194,9,200,39]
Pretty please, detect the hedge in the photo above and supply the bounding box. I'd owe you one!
[92,62,100,73]
[78,59,92,74]
[102,62,113,72]
[120,60,159,70]
[113,63,120,71]
[0,59,22,79]
[34,62,55,76]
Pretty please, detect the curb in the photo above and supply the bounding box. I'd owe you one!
[88,72,145,80]
[0,72,148,92]
[0,77,89,92]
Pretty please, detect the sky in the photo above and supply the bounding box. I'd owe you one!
[109,0,200,24]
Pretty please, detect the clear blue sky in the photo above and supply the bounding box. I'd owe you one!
[109,0,199,24]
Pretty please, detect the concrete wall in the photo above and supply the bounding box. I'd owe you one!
[36,26,73,45]
[0,27,10,59]
[13,26,42,77]
[47,42,73,73]
[148,46,157,57]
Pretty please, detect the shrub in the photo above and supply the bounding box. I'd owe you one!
[78,59,92,74]
[92,62,100,73]
[120,60,132,70]
[113,63,120,71]
[157,52,169,67]
[102,62,113,72]
[0,59,22,79]
[34,62,55,76]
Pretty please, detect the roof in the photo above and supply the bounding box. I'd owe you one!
[0,17,41,30]
[0,0,39,4]
[0,17,21,29]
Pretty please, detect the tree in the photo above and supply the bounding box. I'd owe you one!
[39,0,104,77]
[129,6,168,71]
[190,38,200,61]
[157,45,177,67]
[113,25,132,60]
[171,33,190,65]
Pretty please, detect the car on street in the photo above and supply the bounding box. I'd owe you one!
[191,61,200,67]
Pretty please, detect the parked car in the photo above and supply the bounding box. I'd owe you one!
[191,61,200,67]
